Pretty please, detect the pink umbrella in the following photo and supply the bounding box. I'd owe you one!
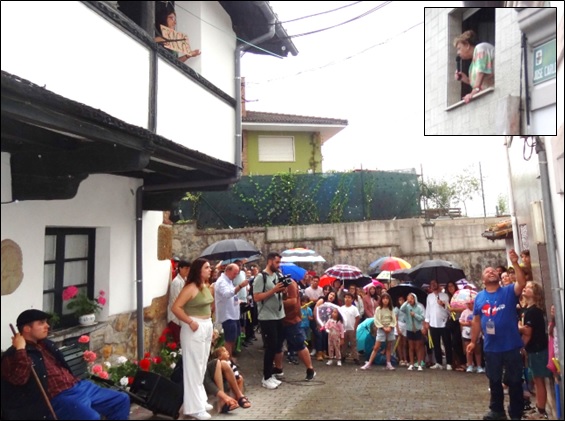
[450,288,478,311]
[363,279,385,291]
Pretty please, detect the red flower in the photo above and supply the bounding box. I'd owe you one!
[144,352,151,358]
[167,342,178,350]
[153,356,162,364]
[139,358,151,371]
[159,335,167,343]
[62,285,78,301]
[78,335,90,344]
[128,376,134,385]
[162,327,171,335]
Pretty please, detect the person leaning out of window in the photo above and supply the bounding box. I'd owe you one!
[454,30,494,104]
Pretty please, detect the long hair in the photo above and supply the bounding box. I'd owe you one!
[155,1,175,37]
[445,281,457,300]
[186,258,209,289]
[527,281,545,310]
[379,292,393,311]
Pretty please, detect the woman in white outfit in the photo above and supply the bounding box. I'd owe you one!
[172,258,214,420]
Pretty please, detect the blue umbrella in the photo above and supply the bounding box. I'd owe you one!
[279,262,307,282]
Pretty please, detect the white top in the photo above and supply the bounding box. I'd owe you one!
[233,271,248,303]
[214,272,240,323]
[167,274,185,324]
[424,291,450,328]
[304,286,324,302]
[340,304,360,331]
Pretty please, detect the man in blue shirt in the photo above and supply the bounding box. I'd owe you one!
[468,249,526,420]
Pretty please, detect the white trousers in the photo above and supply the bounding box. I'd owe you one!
[180,318,213,414]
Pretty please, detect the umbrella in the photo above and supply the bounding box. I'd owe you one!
[198,238,260,261]
[376,270,393,282]
[362,279,385,292]
[403,259,466,287]
[279,262,307,282]
[450,288,478,311]
[343,275,372,290]
[281,248,326,263]
[388,283,427,306]
[324,264,364,281]
[219,253,261,266]
[368,256,411,276]
[391,268,413,283]
[319,274,338,288]
[316,302,340,327]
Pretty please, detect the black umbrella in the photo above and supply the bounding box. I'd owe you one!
[404,259,465,287]
[343,275,372,290]
[198,239,260,261]
[387,283,427,306]
[391,268,413,283]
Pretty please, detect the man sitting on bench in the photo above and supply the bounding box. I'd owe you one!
[1,309,130,420]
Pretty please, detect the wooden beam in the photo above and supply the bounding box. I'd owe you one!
[12,173,88,201]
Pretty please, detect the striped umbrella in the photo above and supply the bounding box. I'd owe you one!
[324,264,364,281]
[368,256,411,276]
[281,248,326,263]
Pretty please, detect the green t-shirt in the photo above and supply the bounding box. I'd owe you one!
[254,271,285,321]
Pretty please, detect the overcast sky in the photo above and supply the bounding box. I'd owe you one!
[240,1,508,217]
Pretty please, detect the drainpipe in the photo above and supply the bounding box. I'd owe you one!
[504,136,519,264]
[534,137,564,409]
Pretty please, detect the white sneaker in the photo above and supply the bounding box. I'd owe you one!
[261,377,278,389]
[310,349,317,356]
[360,362,371,370]
[417,365,423,371]
[407,364,414,371]
[337,360,342,366]
[430,363,443,370]
[326,359,334,366]
[477,366,485,374]
[386,363,395,371]
[466,365,475,373]
[270,376,282,386]
[446,364,453,371]
[204,403,213,411]
[187,411,211,420]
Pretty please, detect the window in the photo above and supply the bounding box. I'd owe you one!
[258,136,295,162]
[43,228,95,328]
[448,7,496,106]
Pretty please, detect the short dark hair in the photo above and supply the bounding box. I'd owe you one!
[343,292,353,300]
[178,260,191,269]
[267,252,281,261]
[521,249,530,257]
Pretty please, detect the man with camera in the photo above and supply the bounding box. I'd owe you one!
[253,252,287,390]
[282,273,317,381]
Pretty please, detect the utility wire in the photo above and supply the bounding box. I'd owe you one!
[279,1,364,24]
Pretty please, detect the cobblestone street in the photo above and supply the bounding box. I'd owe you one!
[130,339,492,420]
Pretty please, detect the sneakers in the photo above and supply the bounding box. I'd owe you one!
[337,360,342,366]
[430,363,443,370]
[522,409,548,420]
[187,411,212,420]
[477,366,485,374]
[305,368,316,381]
[310,349,317,356]
[261,377,279,389]
[204,403,213,411]
[360,362,371,370]
[326,359,334,366]
[386,363,395,370]
[466,365,475,373]
[482,410,508,420]
[272,367,284,378]
[407,364,414,371]
[270,376,282,386]
[417,365,424,371]
[446,364,453,371]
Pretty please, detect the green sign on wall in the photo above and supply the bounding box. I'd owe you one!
[533,38,556,85]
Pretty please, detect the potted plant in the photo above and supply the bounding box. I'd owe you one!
[62,286,106,325]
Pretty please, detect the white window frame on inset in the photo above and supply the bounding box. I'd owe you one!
[258,136,295,162]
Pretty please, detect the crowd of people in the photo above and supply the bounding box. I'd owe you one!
[3,247,558,420]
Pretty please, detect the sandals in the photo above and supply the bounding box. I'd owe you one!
[238,396,251,409]
[221,400,239,413]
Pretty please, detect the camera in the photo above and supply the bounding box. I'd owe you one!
[276,273,293,287]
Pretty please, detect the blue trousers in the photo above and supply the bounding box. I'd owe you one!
[484,348,523,419]
[51,380,130,420]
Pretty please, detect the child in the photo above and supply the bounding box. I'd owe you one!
[339,292,361,365]
[460,299,484,373]
[324,308,345,366]
[361,292,397,370]
[300,295,314,350]
[394,295,408,366]
[399,292,426,371]
[213,346,244,393]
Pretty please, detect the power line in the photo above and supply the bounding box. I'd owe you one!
[279,1,365,24]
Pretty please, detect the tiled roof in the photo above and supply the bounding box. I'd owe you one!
[243,111,347,126]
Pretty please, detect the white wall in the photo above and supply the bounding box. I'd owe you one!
[0,174,170,350]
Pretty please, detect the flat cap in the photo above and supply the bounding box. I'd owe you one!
[16,309,51,329]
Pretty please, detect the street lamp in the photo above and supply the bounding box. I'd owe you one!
[421,219,435,260]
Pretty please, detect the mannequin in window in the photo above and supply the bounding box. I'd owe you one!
[155,2,201,63]
[453,30,494,104]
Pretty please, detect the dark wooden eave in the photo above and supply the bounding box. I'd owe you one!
[1,71,238,210]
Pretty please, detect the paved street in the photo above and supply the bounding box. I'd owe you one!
[130,338,493,420]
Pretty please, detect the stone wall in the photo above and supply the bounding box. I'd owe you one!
[173,217,509,285]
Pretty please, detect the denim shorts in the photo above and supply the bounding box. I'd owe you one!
[283,322,307,353]
[222,319,241,343]
[376,328,395,342]
[528,348,553,378]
